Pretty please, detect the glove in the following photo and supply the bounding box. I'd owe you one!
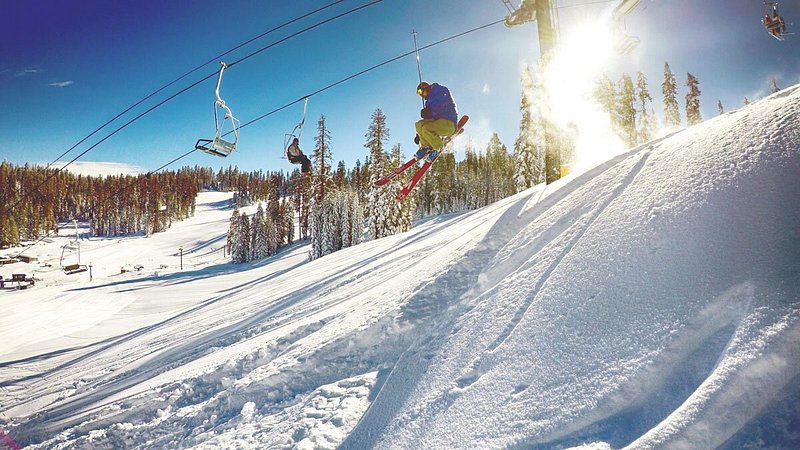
[414,134,420,145]
[420,107,432,119]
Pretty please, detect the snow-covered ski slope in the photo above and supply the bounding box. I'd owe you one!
[1,85,799,449]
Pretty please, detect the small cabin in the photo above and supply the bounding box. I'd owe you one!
[18,255,38,263]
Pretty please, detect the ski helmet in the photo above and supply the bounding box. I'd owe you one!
[416,81,430,97]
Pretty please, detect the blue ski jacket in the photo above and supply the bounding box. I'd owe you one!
[425,83,458,124]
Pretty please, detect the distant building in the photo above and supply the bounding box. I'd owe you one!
[18,255,38,263]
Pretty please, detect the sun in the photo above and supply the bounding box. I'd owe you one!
[542,16,627,171]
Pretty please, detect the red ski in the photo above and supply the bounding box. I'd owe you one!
[374,115,469,188]
[396,160,433,201]
[396,115,469,201]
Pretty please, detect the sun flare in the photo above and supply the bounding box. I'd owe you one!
[543,17,627,171]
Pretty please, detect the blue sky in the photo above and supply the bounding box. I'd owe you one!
[2,0,798,174]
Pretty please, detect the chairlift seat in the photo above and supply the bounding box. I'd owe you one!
[63,263,88,274]
[616,34,640,54]
[195,137,236,157]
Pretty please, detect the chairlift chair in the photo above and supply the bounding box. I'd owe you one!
[60,241,87,275]
[282,97,308,159]
[762,2,792,40]
[501,0,537,27]
[196,62,240,157]
[612,0,642,54]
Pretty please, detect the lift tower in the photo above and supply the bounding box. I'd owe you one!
[503,0,560,183]
[503,0,642,184]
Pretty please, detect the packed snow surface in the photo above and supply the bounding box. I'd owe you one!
[1,86,799,449]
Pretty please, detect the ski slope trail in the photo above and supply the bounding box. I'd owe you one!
[0,85,798,449]
[345,86,800,448]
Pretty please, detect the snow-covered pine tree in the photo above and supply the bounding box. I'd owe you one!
[595,73,618,130]
[617,74,637,148]
[233,212,251,263]
[513,65,540,190]
[461,142,479,209]
[386,143,409,234]
[323,191,344,254]
[636,71,656,144]
[662,62,681,129]
[743,97,751,106]
[430,151,456,214]
[267,196,284,247]
[486,133,515,204]
[308,194,326,260]
[364,109,394,240]
[770,77,780,94]
[685,73,702,126]
[252,203,268,260]
[343,188,364,247]
[312,115,334,203]
[282,197,295,245]
[293,175,311,240]
[265,214,278,256]
[227,207,240,258]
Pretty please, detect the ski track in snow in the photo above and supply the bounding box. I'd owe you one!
[1,86,799,449]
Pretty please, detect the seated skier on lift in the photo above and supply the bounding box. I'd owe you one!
[414,81,458,162]
[286,137,312,176]
[764,3,787,37]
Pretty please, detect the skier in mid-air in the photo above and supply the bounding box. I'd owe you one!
[414,81,458,162]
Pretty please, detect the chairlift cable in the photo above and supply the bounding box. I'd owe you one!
[10,15,505,258]
[40,0,348,173]
[238,18,505,130]
[3,0,381,217]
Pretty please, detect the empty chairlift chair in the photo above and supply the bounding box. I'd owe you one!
[196,62,240,157]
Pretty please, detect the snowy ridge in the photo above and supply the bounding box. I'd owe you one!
[1,86,799,448]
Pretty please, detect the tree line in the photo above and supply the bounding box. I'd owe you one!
[0,163,295,248]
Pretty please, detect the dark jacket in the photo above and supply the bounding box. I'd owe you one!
[425,83,458,124]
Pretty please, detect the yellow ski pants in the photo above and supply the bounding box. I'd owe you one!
[415,118,456,151]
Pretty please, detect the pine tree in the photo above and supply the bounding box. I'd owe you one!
[717,100,724,115]
[252,203,268,259]
[617,74,637,148]
[364,109,395,240]
[0,216,19,248]
[344,188,364,247]
[312,115,334,203]
[770,77,780,94]
[662,62,681,129]
[385,143,408,234]
[636,71,656,144]
[595,74,618,127]
[265,214,278,256]
[514,65,546,190]
[233,212,251,263]
[430,152,456,214]
[685,72,702,126]
[227,207,240,258]
[743,97,751,106]
[309,195,326,260]
[282,197,295,245]
[334,161,347,187]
